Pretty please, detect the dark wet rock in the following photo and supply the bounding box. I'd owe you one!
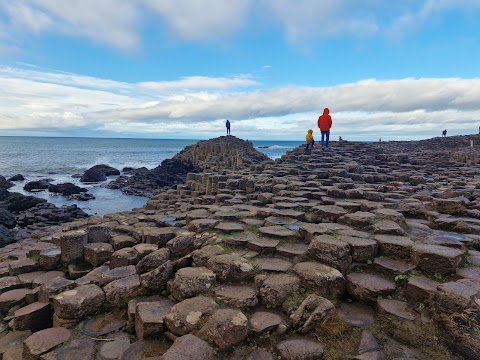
[0,175,14,188]
[48,183,88,196]
[16,202,89,228]
[80,164,120,183]
[5,192,47,212]
[24,179,52,192]
[0,207,16,229]
[8,174,24,181]
[0,223,15,247]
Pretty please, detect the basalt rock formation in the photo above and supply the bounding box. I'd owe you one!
[1,135,480,359]
[107,136,270,197]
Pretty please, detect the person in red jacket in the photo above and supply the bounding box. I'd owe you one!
[317,108,332,150]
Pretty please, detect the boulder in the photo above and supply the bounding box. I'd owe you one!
[104,274,142,306]
[170,267,216,301]
[23,179,51,192]
[8,174,24,181]
[0,174,14,188]
[347,273,396,304]
[276,338,324,360]
[48,183,88,196]
[83,242,114,267]
[0,224,15,247]
[197,309,249,349]
[22,327,71,359]
[80,164,120,183]
[164,296,218,336]
[206,254,254,282]
[259,274,300,306]
[0,207,16,229]
[135,299,175,339]
[160,334,214,360]
[13,302,53,332]
[52,284,105,319]
[136,248,170,274]
[293,262,345,299]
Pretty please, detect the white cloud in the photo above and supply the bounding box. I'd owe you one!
[137,75,258,92]
[263,0,378,44]
[386,0,480,39]
[1,65,480,140]
[142,0,251,41]
[1,1,480,52]
[0,0,140,51]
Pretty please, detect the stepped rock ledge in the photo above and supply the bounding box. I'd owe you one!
[1,134,480,359]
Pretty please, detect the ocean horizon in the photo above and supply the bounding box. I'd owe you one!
[0,136,301,216]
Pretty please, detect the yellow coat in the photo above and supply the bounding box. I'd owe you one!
[306,129,314,144]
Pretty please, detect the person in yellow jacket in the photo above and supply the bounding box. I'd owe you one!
[304,129,315,154]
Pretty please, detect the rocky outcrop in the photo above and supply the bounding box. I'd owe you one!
[107,136,270,196]
[1,134,480,359]
[80,164,120,183]
[23,179,52,192]
[48,183,88,196]
[0,175,14,189]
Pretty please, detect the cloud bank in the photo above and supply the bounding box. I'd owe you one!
[1,65,479,140]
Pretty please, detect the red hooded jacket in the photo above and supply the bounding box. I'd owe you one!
[317,108,332,131]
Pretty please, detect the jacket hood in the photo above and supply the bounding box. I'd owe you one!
[308,129,313,134]
[323,108,329,115]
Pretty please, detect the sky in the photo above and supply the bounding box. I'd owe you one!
[1,0,480,141]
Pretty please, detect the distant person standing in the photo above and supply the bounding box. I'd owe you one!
[442,129,447,137]
[317,108,332,150]
[226,120,231,135]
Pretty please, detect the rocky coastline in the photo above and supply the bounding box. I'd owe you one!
[0,134,480,359]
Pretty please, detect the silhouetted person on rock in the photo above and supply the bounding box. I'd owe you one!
[317,108,332,150]
[226,120,231,135]
[442,129,447,137]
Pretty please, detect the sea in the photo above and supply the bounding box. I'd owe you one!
[0,137,300,216]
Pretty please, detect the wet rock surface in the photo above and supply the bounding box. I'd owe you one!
[1,135,480,359]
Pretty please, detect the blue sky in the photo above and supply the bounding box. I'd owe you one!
[1,0,480,141]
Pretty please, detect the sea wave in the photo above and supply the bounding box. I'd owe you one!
[256,145,297,149]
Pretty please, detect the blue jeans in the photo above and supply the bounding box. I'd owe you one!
[321,131,330,149]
